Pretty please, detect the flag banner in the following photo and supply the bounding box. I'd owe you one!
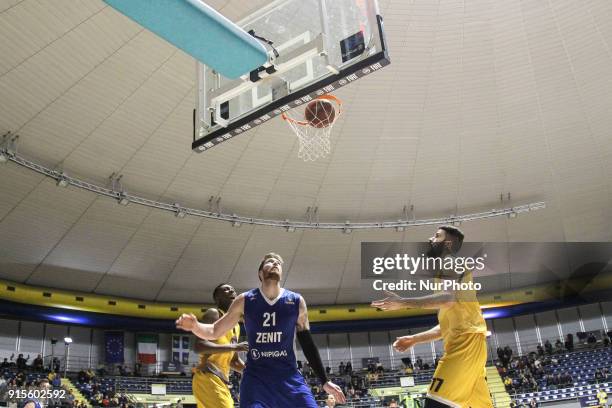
[105,331,124,364]
[172,334,192,366]
[137,333,158,364]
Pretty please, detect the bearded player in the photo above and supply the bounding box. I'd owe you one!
[177,253,346,408]
[192,283,247,408]
[371,226,492,408]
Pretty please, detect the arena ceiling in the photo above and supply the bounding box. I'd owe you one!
[0,0,611,305]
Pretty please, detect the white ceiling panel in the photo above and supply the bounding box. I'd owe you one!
[1,0,611,303]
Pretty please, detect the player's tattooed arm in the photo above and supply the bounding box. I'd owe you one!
[176,294,245,340]
[393,325,441,352]
[296,297,346,404]
[193,308,249,354]
[296,296,310,331]
[370,290,453,311]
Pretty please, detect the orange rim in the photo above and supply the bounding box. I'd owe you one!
[281,94,342,126]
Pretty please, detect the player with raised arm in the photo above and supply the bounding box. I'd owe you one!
[192,283,247,408]
[371,226,492,408]
[176,253,346,408]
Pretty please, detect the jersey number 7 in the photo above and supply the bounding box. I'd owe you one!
[430,377,444,392]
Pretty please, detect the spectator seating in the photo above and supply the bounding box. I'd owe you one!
[498,343,612,405]
[513,382,611,406]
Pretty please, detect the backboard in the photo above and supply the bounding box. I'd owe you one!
[192,0,389,153]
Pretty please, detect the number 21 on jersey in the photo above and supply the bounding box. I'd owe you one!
[263,312,276,327]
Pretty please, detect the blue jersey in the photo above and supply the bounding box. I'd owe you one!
[241,288,317,408]
[243,288,300,374]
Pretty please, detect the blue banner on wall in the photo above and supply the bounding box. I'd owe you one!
[105,331,124,364]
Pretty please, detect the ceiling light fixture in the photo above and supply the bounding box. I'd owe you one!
[55,172,69,188]
[0,132,13,163]
[118,193,130,206]
[174,204,187,218]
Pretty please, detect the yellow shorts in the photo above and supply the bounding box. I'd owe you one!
[192,370,234,408]
[427,333,493,408]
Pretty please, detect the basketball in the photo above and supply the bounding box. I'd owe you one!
[304,99,336,128]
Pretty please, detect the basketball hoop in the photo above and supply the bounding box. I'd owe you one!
[282,94,342,161]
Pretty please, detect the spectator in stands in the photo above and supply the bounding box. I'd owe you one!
[565,333,574,352]
[529,376,538,391]
[77,369,87,383]
[0,358,8,369]
[595,368,605,383]
[597,388,608,408]
[504,345,514,361]
[532,356,541,371]
[32,354,43,372]
[15,371,25,387]
[345,361,352,375]
[0,376,7,402]
[537,343,544,356]
[324,394,337,408]
[16,354,29,370]
[415,357,423,370]
[554,339,563,353]
[558,371,570,387]
[347,386,356,401]
[51,373,61,388]
[588,332,597,346]
[51,357,60,373]
[544,340,553,354]
[339,362,345,375]
[497,347,505,361]
[529,398,538,407]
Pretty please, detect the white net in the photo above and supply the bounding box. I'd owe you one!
[282,95,342,161]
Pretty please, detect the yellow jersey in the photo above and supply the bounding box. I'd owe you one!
[437,270,487,351]
[197,310,240,378]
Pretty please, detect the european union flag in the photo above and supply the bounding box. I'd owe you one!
[105,331,124,364]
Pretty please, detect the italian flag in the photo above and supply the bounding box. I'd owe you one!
[137,334,158,364]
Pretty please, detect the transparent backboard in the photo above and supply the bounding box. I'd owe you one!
[193,0,389,152]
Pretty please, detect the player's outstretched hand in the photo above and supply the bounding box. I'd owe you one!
[370,290,406,311]
[175,313,198,332]
[234,341,249,352]
[393,335,417,353]
[323,381,346,404]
